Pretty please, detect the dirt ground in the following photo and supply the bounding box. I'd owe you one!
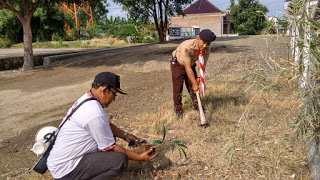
[0,35,308,179]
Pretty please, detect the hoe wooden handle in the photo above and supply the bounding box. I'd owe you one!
[196,91,207,126]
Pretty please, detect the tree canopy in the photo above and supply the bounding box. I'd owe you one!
[113,0,192,43]
[0,7,22,47]
[0,0,107,71]
[230,0,269,35]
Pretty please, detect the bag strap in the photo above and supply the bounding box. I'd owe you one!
[42,97,97,158]
[56,97,97,134]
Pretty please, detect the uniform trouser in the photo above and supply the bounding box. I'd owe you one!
[170,59,198,113]
[56,151,128,180]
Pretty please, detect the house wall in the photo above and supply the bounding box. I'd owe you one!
[170,13,222,35]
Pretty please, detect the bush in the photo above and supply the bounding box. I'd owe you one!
[0,38,13,48]
[52,33,64,42]
[102,16,159,43]
[238,24,256,35]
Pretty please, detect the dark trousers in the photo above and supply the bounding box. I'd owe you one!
[170,60,198,113]
[57,151,128,180]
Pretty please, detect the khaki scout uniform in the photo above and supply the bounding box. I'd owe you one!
[170,39,210,114]
[172,39,210,66]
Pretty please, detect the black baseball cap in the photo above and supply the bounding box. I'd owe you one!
[94,72,127,94]
[199,29,216,42]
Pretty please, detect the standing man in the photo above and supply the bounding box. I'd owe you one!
[171,29,216,119]
[47,72,156,180]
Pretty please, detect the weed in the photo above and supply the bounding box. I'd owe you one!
[219,139,235,166]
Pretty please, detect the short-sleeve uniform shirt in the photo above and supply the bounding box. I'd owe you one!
[172,39,210,66]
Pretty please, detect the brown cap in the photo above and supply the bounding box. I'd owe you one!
[199,29,216,42]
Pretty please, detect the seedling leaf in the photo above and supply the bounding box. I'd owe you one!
[177,143,187,149]
[161,125,166,143]
[171,143,175,151]
[147,140,162,145]
[180,146,188,159]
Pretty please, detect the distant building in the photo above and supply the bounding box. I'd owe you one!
[169,0,231,39]
[268,16,285,34]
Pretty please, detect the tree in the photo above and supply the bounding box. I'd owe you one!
[0,5,65,47]
[230,0,268,35]
[0,8,22,47]
[32,5,65,42]
[113,0,192,43]
[0,0,107,71]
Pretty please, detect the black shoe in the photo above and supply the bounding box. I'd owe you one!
[176,112,183,119]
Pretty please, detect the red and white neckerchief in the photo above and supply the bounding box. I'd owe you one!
[196,49,205,96]
[68,90,95,120]
[87,90,95,98]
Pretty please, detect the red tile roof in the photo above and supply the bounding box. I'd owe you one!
[183,0,222,14]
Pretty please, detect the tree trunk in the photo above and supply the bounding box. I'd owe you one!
[158,22,165,43]
[158,0,165,44]
[152,1,162,44]
[164,0,169,43]
[159,30,165,43]
[21,18,34,71]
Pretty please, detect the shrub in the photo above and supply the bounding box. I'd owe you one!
[0,38,13,48]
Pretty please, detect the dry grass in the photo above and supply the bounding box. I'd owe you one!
[79,37,128,47]
[114,76,309,179]
[10,36,130,49]
[24,76,309,180]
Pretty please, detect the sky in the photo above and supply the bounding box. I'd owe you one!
[107,0,286,19]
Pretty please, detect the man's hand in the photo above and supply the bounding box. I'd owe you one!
[112,144,156,162]
[138,148,156,162]
[124,133,138,147]
[197,77,200,84]
[192,83,199,93]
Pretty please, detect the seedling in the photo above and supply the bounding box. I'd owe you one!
[147,125,188,159]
